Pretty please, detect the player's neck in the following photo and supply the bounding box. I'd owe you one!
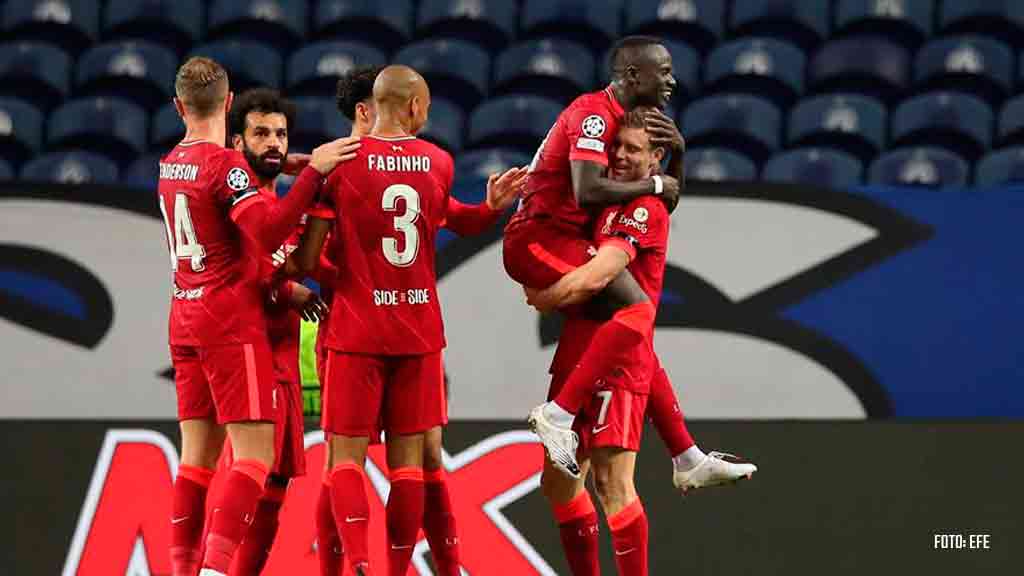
[608,82,634,110]
[371,111,412,139]
[183,116,227,147]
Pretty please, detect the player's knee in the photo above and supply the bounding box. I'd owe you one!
[423,439,444,471]
[593,468,632,510]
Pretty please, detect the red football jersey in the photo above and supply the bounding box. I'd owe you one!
[510,87,625,232]
[260,189,303,387]
[157,140,267,346]
[318,135,454,355]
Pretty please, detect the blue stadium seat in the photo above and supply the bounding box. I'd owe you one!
[938,1,1024,50]
[520,0,623,52]
[48,97,147,167]
[834,0,932,50]
[624,0,724,55]
[788,94,886,162]
[417,0,517,53]
[599,40,700,104]
[104,0,203,55]
[914,36,1012,107]
[0,157,12,180]
[287,41,386,99]
[3,0,98,53]
[868,147,969,187]
[729,1,828,52]
[891,92,992,161]
[682,94,781,162]
[313,0,413,52]
[208,0,307,52]
[0,42,70,112]
[468,96,563,152]
[152,101,183,150]
[685,147,757,181]
[75,41,177,110]
[290,97,351,153]
[189,41,282,92]
[418,98,465,153]
[0,97,44,166]
[124,151,161,190]
[808,36,910,104]
[455,148,531,181]
[975,147,1024,186]
[705,37,805,107]
[997,94,1024,147]
[494,39,594,104]
[21,150,119,185]
[394,39,490,112]
[762,148,864,188]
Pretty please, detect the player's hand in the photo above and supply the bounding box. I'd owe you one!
[283,153,311,175]
[486,166,529,211]
[645,108,685,153]
[288,283,329,322]
[524,282,568,314]
[309,136,361,175]
[657,174,681,213]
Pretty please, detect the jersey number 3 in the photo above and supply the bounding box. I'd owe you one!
[159,193,207,272]
[381,184,420,267]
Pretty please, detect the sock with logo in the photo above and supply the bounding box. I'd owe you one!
[317,475,344,576]
[201,460,268,574]
[423,468,460,575]
[330,463,372,573]
[608,499,649,576]
[171,464,215,576]
[552,491,601,576]
[387,467,426,576]
[646,366,696,458]
[229,478,286,576]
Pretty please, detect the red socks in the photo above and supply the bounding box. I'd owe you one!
[171,464,214,576]
[317,476,344,576]
[553,302,656,413]
[423,468,461,576]
[201,459,268,573]
[647,365,695,457]
[229,480,286,576]
[387,467,425,576]
[608,499,649,576]
[552,491,601,576]
[330,463,372,574]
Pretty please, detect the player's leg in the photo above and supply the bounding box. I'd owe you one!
[541,458,600,576]
[385,432,427,576]
[229,475,287,576]
[329,434,372,575]
[591,448,647,576]
[422,425,461,576]
[316,344,344,576]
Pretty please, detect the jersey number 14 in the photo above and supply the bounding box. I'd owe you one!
[159,193,207,272]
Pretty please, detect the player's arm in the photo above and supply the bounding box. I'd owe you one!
[442,167,527,236]
[293,215,332,277]
[525,243,632,313]
[644,108,685,212]
[571,160,677,209]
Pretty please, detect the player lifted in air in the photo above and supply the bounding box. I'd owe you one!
[158,57,357,576]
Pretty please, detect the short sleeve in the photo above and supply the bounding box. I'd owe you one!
[605,196,669,252]
[565,104,615,166]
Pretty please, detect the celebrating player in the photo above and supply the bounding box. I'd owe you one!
[159,57,357,576]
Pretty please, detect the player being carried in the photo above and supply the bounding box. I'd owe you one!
[159,57,357,576]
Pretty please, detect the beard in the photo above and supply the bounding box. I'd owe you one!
[242,145,283,180]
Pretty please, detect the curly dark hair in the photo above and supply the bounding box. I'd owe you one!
[228,87,297,138]
[335,65,384,121]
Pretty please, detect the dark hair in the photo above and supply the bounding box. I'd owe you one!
[336,65,384,120]
[609,35,664,78]
[228,88,296,138]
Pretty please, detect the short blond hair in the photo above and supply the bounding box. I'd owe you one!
[175,56,228,118]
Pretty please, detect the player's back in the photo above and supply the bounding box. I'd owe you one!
[158,141,265,346]
[322,135,454,355]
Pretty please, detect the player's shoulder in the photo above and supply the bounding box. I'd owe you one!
[414,137,453,162]
[567,88,615,114]
[624,195,669,227]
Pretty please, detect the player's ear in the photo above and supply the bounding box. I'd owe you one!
[173,97,185,119]
[231,134,243,150]
[652,145,666,164]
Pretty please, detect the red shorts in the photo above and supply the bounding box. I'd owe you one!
[272,380,306,477]
[322,350,446,437]
[172,341,278,424]
[549,372,648,454]
[503,218,596,289]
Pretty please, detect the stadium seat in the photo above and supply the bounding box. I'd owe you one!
[834,0,932,50]
[48,97,147,167]
[704,37,805,107]
[3,0,99,53]
[0,157,12,180]
[762,148,864,188]
[313,0,413,52]
[75,41,177,110]
[394,39,490,112]
[124,151,161,190]
[417,0,517,53]
[494,39,595,104]
[152,101,183,150]
[467,95,563,153]
[685,147,757,182]
[418,98,464,153]
[21,150,119,185]
[788,94,886,163]
[0,42,70,112]
[520,0,623,52]
[455,148,532,181]
[891,92,992,161]
[682,94,781,163]
[938,2,1024,50]
[599,40,700,103]
[808,36,910,104]
[868,147,969,187]
[0,97,44,167]
[189,41,282,92]
[975,147,1024,186]
[914,36,1012,107]
[289,97,351,153]
[208,0,307,52]
[287,41,386,99]
[103,0,203,55]
[729,1,828,52]
[624,0,724,55]
[996,94,1024,147]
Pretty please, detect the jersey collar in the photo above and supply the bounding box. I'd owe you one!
[604,85,625,117]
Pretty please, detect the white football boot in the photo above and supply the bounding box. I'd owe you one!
[527,403,581,478]
[673,451,757,495]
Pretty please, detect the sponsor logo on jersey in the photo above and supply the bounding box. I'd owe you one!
[617,213,648,234]
[575,137,605,153]
[373,288,432,306]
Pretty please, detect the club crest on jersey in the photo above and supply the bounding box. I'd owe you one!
[581,114,606,138]
[633,207,649,223]
[226,167,250,192]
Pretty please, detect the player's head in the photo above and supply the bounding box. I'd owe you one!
[609,36,675,109]
[336,65,384,137]
[610,107,665,182]
[228,88,296,181]
[372,65,431,136]
[174,56,232,120]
